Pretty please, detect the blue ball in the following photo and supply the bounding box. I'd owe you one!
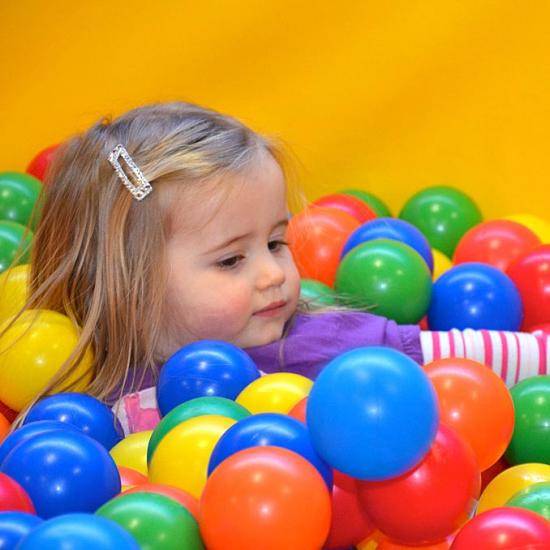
[0,430,120,519]
[0,512,43,549]
[16,514,139,549]
[208,413,333,488]
[0,420,81,466]
[306,346,439,481]
[157,340,261,416]
[23,393,123,450]
[342,217,434,272]
[428,262,523,330]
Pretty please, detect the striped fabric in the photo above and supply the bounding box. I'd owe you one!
[420,330,548,387]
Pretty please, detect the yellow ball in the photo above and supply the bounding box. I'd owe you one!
[504,214,550,243]
[110,430,153,477]
[0,309,93,411]
[477,462,550,515]
[236,372,313,414]
[0,264,29,323]
[431,248,453,281]
[149,414,235,498]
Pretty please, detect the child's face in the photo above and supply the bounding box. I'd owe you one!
[160,153,301,357]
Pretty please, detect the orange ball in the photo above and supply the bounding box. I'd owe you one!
[200,446,331,550]
[287,207,360,287]
[424,358,514,471]
[117,466,148,489]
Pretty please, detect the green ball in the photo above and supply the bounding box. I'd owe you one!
[97,492,204,550]
[399,185,482,257]
[0,171,43,229]
[147,396,250,462]
[341,189,392,217]
[0,220,33,273]
[335,238,432,324]
[506,481,550,521]
[505,375,550,465]
[300,279,338,307]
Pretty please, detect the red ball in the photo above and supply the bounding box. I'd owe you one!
[450,507,550,549]
[287,207,360,287]
[26,144,60,182]
[0,400,17,423]
[288,397,307,423]
[325,484,374,549]
[200,446,331,550]
[312,193,377,223]
[453,220,540,272]
[480,457,508,493]
[507,244,550,330]
[0,472,35,513]
[358,425,480,546]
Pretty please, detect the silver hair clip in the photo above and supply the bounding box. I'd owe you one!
[108,144,153,201]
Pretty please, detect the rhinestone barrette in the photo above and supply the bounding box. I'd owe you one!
[108,144,153,201]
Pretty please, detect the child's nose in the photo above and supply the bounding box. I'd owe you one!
[256,256,286,289]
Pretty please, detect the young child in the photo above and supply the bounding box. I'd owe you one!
[9,102,548,433]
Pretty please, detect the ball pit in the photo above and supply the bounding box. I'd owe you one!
[0,512,43,549]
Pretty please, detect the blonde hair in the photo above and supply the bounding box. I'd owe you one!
[2,101,308,406]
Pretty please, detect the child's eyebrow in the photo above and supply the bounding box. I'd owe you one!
[203,219,288,255]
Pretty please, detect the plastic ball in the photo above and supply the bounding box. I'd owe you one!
[450,507,550,549]
[0,512,43,548]
[287,206,360,286]
[208,413,333,488]
[428,263,523,331]
[0,264,29,323]
[477,462,550,514]
[342,217,434,272]
[507,244,550,330]
[506,481,550,520]
[16,513,140,549]
[505,375,550,465]
[312,193,377,223]
[97,492,204,550]
[24,392,123,450]
[0,310,93,411]
[0,420,81,466]
[0,473,35,513]
[453,219,541,271]
[324,484,374,549]
[335,239,432,324]
[199,446,331,550]
[340,189,392,217]
[0,413,9,444]
[288,396,307,422]
[0,172,43,229]
[0,430,120,518]
[307,347,438,480]
[147,396,250,463]
[26,144,60,183]
[399,185,483,257]
[299,278,338,307]
[117,466,148,490]
[0,401,16,423]
[424,357,514,471]
[123,483,199,521]
[358,424,480,546]
[149,415,235,498]
[0,221,33,274]
[110,431,152,476]
[156,340,260,416]
[236,372,312,414]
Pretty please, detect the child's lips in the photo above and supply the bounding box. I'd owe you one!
[254,300,287,317]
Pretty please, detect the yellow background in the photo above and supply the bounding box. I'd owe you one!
[1,1,549,218]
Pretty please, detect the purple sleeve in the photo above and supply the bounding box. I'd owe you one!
[244,311,422,379]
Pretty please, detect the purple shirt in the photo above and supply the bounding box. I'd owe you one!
[244,311,422,379]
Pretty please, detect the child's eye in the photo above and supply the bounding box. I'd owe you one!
[268,239,289,252]
[216,255,244,270]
